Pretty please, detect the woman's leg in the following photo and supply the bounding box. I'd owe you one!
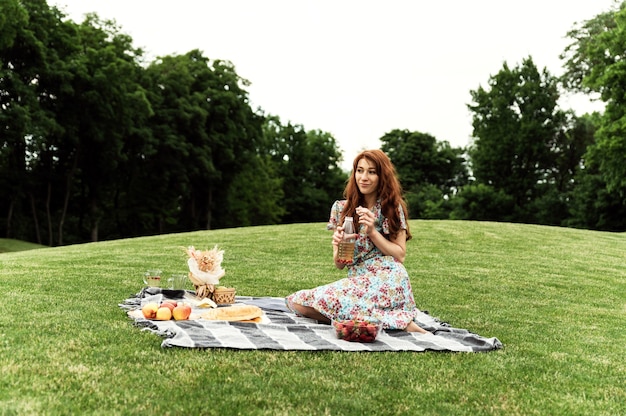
[405,321,428,333]
[291,303,330,324]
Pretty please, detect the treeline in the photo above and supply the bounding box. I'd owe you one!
[2,1,626,246]
[1,0,347,245]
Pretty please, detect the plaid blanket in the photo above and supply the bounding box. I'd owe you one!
[120,289,502,352]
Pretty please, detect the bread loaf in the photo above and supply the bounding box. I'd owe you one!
[200,304,263,322]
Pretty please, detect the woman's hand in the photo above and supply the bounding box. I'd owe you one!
[332,226,344,247]
[356,206,407,262]
[356,206,376,235]
[332,226,346,269]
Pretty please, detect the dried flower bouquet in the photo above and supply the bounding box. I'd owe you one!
[185,245,225,298]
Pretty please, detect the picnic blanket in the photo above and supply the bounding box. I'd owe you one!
[120,288,503,352]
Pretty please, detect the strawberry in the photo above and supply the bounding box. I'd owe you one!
[334,319,380,342]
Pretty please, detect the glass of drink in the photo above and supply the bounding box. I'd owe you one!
[167,274,189,290]
[143,269,162,287]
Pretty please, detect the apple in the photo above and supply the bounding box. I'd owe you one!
[159,302,176,312]
[141,303,159,319]
[172,303,192,320]
[162,299,178,307]
[155,306,172,321]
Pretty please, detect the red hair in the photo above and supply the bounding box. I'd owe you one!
[341,149,412,241]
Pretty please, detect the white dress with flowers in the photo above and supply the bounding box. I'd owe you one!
[285,199,421,330]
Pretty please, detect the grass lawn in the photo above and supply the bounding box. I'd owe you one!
[0,220,624,415]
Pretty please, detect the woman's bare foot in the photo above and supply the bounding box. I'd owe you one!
[405,321,428,334]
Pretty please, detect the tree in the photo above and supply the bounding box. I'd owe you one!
[0,0,81,244]
[467,57,567,223]
[561,2,626,198]
[565,163,626,231]
[263,116,346,223]
[200,57,267,229]
[449,183,515,222]
[380,129,469,219]
[563,113,626,231]
[56,14,151,243]
[0,0,34,240]
[144,50,266,231]
[530,112,597,226]
[140,51,217,234]
[222,155,285,227]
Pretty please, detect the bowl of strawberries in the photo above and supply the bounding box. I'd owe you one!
[332,319,382,343]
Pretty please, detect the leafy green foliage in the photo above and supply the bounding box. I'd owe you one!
[0,0,76,244]
[469,57,566,215]
[66,15,152,243]
[380,129,468,219]
[263,117,347,223]
[222,155,285,227]
[561,3,626,197]
[0,2,345,245]
[566,162,626,230]
[464,56,611,227]
[142,51,267,231]
[449,183,514,221]
[4,0,626,248]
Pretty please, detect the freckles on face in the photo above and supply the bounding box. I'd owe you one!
[355,158,379,195]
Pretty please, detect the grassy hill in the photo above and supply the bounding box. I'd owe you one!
[0,220,624,415]
[0,238,46,253]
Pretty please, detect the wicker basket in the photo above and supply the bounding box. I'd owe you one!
[212,287,236,304]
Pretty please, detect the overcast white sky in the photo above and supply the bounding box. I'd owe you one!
[53,0,617,169]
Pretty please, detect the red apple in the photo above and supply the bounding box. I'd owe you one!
[159,302,176,312]
[172,304,192,320]
[155,306,172,321]
[141,303,159,319]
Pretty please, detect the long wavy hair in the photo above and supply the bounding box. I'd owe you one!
[341,149,412,241]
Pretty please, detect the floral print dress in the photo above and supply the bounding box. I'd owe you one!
[285,199,420,330]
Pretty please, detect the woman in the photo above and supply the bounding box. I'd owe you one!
[285,149,427,333]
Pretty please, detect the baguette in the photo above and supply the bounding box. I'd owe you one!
[200,304,263,322]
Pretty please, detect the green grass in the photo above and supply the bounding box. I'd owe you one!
[0,220,624,415]
[0,239,45,254]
